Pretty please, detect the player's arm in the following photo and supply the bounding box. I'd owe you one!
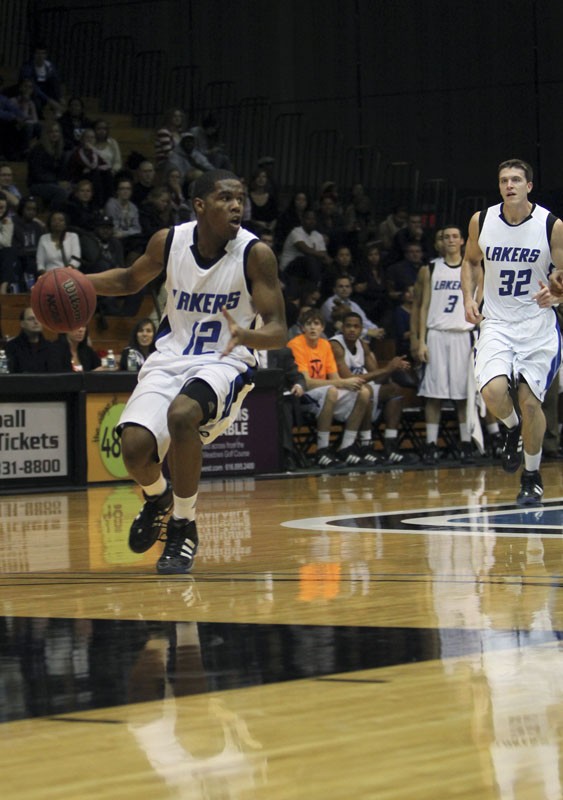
[330,339,355,378]
[409,265,426,359]
[361,342,410,383]
[222,241,287,356]
[417,265,431,363]
[548,219,563,297]
[461,213,485,324]
[86,228,168,296]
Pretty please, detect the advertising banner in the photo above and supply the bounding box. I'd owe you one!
[0,402,68,480]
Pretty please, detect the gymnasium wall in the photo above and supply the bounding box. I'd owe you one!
[3,0,563,205]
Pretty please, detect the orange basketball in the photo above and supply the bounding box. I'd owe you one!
[31,267,97,332]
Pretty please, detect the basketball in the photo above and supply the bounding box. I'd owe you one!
[31,267,97,333]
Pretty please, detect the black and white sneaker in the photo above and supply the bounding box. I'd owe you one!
[315,448,338,467]
[516,469,543,506]
[129,481,173,553]
[337,445,363,466]
[422,443,440,465]
[458,442,475,463]
[157,518,199,574]
[501,419,523,473]
[359,446,380,465]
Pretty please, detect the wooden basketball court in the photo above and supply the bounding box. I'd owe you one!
[1,460,562,799]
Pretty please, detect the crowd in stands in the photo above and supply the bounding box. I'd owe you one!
[2,42,563,471]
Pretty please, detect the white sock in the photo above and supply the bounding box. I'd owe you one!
[359,431,371,444]
[317,432,330,449]
[339,430,357,450]
[524,451,541,472]
[458,422,470,442]
[487,422,500,435]
[426,423,439,444]
[141,474,167,498]
[501,409,519,429]
[384,429,398,439]
[173,492,197,522]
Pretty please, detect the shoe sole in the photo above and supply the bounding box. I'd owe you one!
[156,562,194,575]
[516,495,543,507]
[502,454,523,474]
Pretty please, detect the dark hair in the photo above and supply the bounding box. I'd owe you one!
[191,169,239,201]
[498,158,533,183]
[342,311,363,325]
[47,209,68,229]
[128,317,156,350]
[300,308,324,327]
[18,195,38,215]
[442,223,463,236]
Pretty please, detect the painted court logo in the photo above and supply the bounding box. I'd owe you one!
[282,499,563,538]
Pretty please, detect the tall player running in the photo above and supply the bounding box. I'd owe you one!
[461,159,563,505]
[87,170,287,573]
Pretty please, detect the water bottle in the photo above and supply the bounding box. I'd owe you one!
[126,349,138,372]
[106,349,115,370]
[0,349,9,374]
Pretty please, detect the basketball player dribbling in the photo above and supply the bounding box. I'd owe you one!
[87,170,287,573]
[461,159,563,505]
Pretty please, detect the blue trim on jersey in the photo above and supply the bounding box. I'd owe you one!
[545,313,562,391]
[243,239,259,295]
[220,366,255,420]
[155,315,171,341]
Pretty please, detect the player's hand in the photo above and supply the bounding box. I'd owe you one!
[549,270,563,299]
[417,343,429,363]
[464,300,483,325]
[533,280,559,308]
[342,376,365,391]
[221,307,246,357]
[368,327,385,340]
[389,355,411,371]
[290,384,304,397]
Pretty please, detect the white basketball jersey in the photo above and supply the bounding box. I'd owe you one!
[426,258,474,332]
[330,333,367,374]
[156,222,258,366]
[479,202,555,322]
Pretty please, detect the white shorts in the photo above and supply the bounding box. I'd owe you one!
[474,313,561,402]
[302,382,382,423]
[418,329,472,400]
[118,351,254,461]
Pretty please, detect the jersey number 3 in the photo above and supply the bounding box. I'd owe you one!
[498,268,532,297]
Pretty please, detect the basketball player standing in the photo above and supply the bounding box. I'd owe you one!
[87,170,287,573]
[461,159,563,505]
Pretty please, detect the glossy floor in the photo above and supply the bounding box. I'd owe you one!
[1,462,562,799]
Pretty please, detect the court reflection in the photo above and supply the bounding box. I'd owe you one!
[0,495,70,573]
[428,532,563,799]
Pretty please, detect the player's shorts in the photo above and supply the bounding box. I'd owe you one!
[301,386,363,422]
[418,329,472,400]
[118,351,254,462]
[474,313,561,402]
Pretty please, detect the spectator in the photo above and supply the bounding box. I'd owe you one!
[12,78,41,156]
[154,108,186,168]
[66,128,113,204]
[0,191,17,293]
[139,187,174,244]
[64,178,101,233]
[344,184,377,252]
[5,307,67,372]
[377,205,408,254]
[0,76,27,161]
[189,113,232,170]
[59,96,95,152]
[104,176,142,257]
[80,213,124,275]
[27,121,69,210]
[353,242,394,334]
[316,194,347,254]
[0,163,22,215]
[386,242,424,305]
[119,317,157,371]
[166,132,214,188]
[18,43,62,114]
[92,118,122,174]
[52,326,102,372]
[278,208,332,295]
[162,167,191,223]
[36,210,81,275]
[275,190,308,252]
[263,346,309,470]
[321,274,384,339]
[330,310,414,464]
[393,284,414,359]
[13,196,45,289]
[248,168,278,235]
[389,211,432,264]
[131,160,156,207]
[288,308,373,467]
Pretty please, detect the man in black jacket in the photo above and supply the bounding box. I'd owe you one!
[5,307,68,372]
